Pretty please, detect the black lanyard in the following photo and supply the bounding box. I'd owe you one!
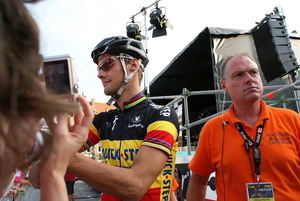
[234,120,265,182]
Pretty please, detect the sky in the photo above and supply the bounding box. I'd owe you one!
[25,0,300,103]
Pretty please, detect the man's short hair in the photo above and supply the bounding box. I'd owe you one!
[220,52,256,80]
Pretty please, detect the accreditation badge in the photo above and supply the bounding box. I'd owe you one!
[246,182,275,201]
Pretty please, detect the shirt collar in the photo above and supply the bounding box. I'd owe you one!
[226,99,269,123]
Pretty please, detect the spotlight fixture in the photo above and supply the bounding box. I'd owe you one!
[148,6,173,38]
[126,21,146,41]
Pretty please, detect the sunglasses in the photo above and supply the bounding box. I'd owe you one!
[97,56,133,72]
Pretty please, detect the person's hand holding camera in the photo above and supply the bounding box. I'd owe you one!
[29,95,93,192]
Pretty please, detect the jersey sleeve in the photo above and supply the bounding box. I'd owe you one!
[142,106,179,155]
[83,122,101,150]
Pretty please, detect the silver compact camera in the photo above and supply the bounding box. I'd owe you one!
[43,54,79,102]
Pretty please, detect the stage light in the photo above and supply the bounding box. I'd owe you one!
[126,21,147,41]
[126,22,142,41]
[149,8,164,30]
[148,7,173,38]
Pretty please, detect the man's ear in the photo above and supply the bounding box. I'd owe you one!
[127,58,139,72]
[220,80,228,92]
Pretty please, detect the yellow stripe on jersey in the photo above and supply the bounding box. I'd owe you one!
[147,120,178,140]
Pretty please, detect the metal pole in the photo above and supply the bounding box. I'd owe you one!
[142,9,150,97]
[182,88,191,155]
[187,80,300,129]
[147,81,300,155]
[129,0,162,97]
[261,80,300,99]
[129,0,161,21]
[147,82,300,101]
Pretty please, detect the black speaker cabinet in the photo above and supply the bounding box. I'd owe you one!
[252,14,299,82]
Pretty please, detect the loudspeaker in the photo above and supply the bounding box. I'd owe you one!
[252,14,299,82]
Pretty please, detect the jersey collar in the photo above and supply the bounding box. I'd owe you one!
[123,92,146,110]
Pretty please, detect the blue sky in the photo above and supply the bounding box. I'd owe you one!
[26,0,300,103]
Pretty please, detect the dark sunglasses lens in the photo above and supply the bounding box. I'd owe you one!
[100,58,115,71]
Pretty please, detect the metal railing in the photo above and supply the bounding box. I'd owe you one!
[148,80,300,155]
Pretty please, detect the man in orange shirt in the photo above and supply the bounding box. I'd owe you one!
[187,53,300,201]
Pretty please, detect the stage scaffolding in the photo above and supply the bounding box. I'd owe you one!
[148,80,300,155]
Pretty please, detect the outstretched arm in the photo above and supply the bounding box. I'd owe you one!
[38,95,93,201]
[68,145,169,201]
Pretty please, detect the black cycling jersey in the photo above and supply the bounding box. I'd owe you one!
[85,92,179,200]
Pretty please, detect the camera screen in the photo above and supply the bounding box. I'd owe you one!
[43,60,71,95]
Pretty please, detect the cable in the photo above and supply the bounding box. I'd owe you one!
[221,91,227,200]
[221,91,226,113]
[221,122,226,201]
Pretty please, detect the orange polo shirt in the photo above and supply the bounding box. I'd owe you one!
[189,100,300,201]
